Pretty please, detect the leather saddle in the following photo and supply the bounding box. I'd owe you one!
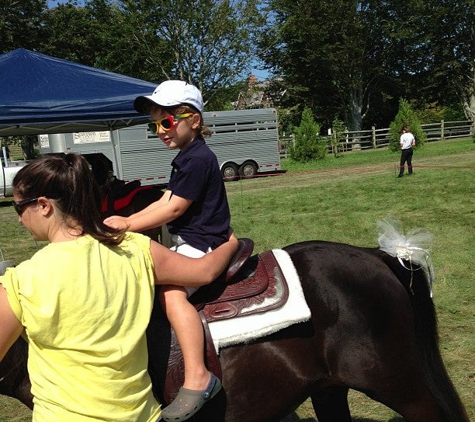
[162,238,290,404]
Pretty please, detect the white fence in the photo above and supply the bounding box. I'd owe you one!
[279,120,474,157]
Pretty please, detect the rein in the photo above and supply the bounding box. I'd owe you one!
[0,359,24,384]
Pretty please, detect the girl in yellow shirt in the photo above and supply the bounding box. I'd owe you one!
[0,153,237,422]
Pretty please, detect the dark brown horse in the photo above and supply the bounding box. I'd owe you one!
[1,240,469,422]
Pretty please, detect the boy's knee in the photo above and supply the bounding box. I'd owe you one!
[159,286,188,311]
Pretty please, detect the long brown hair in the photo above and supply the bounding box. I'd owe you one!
[13,153,125,245]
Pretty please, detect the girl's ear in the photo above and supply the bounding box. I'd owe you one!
[37,197,54,216]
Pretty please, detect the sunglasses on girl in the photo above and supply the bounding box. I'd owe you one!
[12,198,39,215]
[148,113,193,134]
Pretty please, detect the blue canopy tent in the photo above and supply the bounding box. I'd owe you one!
[0,48,157,136]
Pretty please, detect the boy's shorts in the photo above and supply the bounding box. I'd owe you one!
[170,235,211,296]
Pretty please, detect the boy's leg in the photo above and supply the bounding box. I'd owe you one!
[159,285,222,421]
[159,286,209,390]
[160,240,222,420]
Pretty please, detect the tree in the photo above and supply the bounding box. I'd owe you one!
[0,0,47,54]
[260,0,475,131]
[361,0,475,123]
[119,0,266,106]
[422,0,474,121]
[41,2,99,65]
[260,0,397,132]
[290,108,327,162]
[389,98,426,152]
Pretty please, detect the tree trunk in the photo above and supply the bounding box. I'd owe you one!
[463,66,475,122]
[346,87,363,132]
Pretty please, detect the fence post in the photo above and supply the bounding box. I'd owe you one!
[441,119,445,140]
[372,126,376,149]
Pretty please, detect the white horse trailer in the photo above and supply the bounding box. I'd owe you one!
[38,108,281,186]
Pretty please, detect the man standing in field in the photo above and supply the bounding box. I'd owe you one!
[398,126,416,177]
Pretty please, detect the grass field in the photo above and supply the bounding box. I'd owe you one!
[1,138,474,421]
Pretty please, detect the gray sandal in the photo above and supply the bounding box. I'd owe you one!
[161,373,222,422]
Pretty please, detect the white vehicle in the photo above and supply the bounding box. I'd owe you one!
[0,150,27,197]
[38,108,281,186]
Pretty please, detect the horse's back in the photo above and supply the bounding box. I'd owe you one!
[284,240,420,380]
[284,240,412,315]
[215,241,429,422]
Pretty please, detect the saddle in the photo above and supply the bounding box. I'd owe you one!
[162,239,290,404]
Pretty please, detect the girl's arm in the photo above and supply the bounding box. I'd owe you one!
[150,232,239,287]
[0,286,23,361]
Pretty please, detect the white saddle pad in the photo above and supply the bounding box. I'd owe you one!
[209,248,311,352]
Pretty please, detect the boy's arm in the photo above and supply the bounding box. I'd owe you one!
[103,191,192,232]
[151,232,239,287]
[103,190,171,230]
[129,189,172,219]
[126,194,192,232]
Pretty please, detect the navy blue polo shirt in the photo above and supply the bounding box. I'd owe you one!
[167,137,231,252]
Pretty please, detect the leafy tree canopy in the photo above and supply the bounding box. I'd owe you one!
[0,0,47,53]
[119,0,266,106]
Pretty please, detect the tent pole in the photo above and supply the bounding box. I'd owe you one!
[1,146,8,167]
[109,126,123,180]
[0,153,5,196]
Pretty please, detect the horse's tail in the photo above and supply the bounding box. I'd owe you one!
[375,219,469,422]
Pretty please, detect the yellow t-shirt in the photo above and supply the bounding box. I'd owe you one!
[0,233,161,422]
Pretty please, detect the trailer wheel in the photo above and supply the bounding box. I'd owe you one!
[239,161,258,178]
[221,162,239,182]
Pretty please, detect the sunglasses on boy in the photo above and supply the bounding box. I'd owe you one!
[12,198,39,216]
[148,113,193,134]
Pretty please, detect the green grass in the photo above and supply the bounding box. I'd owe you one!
[1,138,474,421]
